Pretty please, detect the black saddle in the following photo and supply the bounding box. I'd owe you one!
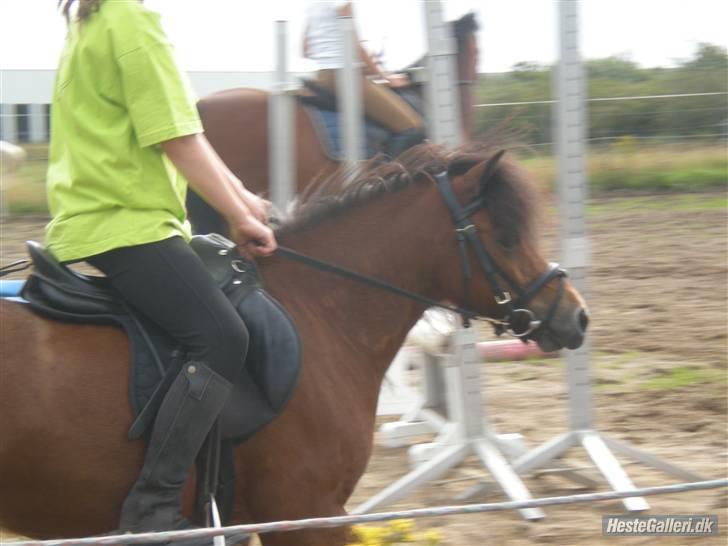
[20,235,302,444]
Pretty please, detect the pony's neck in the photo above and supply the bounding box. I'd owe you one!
[263,185,442,373]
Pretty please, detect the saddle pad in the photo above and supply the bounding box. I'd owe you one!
[302,105,387,161]
[0,279,24,297]
[298,85,425,161]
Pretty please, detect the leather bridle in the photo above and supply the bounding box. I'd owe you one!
[433,171,567,339]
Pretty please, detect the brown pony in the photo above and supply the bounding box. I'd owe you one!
[196,13,480,197]
[0,144,588,546]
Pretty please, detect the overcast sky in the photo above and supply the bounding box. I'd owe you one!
[1,0,726,74]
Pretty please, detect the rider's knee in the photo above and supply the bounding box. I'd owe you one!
[203,313,250,380]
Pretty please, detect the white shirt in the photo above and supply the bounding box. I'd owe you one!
[305,1,349,70]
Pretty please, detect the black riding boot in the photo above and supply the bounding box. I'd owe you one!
[119,362,232,537]
[385,127,426,159]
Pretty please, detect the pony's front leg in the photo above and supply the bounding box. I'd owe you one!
[258,506,353,546]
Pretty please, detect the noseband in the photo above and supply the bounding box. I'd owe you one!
[434,172,567,339]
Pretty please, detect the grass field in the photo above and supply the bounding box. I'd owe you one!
[520,142,728,193]
[1,144,49,213]
[1,142,726,214]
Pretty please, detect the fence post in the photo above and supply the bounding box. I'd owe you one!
[423,1,461,146]
[509,1,704,510]
[337,15,364,165]
[268,20,296,212]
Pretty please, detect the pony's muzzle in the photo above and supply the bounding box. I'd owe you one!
[562,306,589,349]
[577,307,590,333]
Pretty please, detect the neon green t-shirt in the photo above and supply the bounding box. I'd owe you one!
[45,0,203,262]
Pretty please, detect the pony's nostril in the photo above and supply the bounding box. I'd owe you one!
[578,308,589,332]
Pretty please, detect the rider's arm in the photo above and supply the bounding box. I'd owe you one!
[161,134,276,256]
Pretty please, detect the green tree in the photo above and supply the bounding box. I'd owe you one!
[473,42,728,143]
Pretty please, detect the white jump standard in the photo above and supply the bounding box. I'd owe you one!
[464,0,705,510]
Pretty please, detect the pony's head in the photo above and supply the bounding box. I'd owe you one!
[280,143,588,352]
[421,146,588,351]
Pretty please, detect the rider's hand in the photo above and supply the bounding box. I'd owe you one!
[229,216,277,259]
[240,188,272,223]
[385,74,409,88]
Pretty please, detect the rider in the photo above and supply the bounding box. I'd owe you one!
[303,1,426,159]
[50,0,277,539]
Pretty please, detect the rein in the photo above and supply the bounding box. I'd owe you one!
[0,259,31,278]
[275,169,568,339]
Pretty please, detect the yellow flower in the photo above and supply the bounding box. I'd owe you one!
[419,529,444,545]
[388,519,415,535]
[347,521,443,545]
[353,525,389,546]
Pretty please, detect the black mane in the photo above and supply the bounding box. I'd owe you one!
[276,143,537,251]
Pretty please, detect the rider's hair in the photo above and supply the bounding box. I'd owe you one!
[58,0,104,23]
[453,12,479,52]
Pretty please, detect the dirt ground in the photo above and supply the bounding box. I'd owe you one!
[0,192,726,545]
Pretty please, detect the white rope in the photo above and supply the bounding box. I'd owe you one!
[6,479,727,545]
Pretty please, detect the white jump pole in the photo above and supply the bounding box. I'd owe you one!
[377,0,467,430]
[504,0,704,511]
[268,20,296,212]
[357,2,543,521]
[337,15,364,166]
[423,2,461,146]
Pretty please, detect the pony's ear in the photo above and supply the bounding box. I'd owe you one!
[478,149,506,192]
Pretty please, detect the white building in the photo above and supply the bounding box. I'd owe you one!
[0,69,307,143]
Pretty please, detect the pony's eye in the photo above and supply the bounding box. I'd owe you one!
[497,233,520,250]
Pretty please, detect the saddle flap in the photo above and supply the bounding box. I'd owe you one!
[218,288,302,442]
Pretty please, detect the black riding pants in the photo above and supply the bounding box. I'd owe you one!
[87,236,248,383]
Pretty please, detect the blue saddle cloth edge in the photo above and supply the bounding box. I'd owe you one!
[0,279,24,298]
